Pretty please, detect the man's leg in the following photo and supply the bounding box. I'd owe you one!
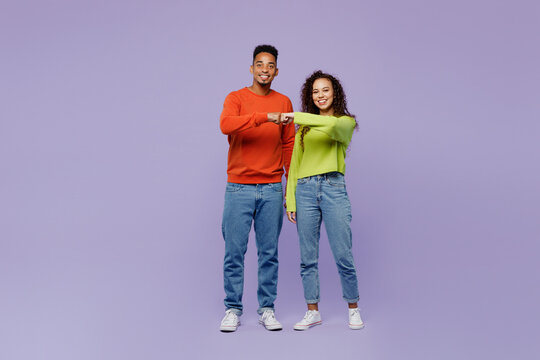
[253,182,283,314]
[222,183,256,315]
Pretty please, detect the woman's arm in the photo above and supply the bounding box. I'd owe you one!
[282,112,356,145]
[285,132,303,216]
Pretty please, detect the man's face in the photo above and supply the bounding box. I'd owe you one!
[250,52,278,86]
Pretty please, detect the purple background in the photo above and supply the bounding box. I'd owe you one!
[1,0,539,359]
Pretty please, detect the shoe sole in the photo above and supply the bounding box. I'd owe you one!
[258,320,283,331]
[349,323,365,330]
[220,321,241,332]
[293,320,322,331]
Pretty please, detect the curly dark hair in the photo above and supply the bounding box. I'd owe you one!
[253,44,278,63]
[299,70,356,149]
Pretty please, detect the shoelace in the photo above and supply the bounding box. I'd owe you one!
[303,310,317,322]
[349,308,362,323]
[263,310,276,323]
[224,311,237,323]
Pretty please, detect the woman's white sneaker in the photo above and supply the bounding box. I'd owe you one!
[220,309,240,332]
[294,310,322,330]
[348,308,365,330]
[259,309,283,331]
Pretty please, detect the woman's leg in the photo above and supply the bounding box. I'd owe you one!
[295,177,323,305]
[320,174,360,304]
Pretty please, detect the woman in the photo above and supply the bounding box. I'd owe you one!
[282,70,364,330]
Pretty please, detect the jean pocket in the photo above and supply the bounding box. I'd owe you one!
[226,183,242,192]
[270,182,283,192]
[297,177,308,185]
[326,173,345,187]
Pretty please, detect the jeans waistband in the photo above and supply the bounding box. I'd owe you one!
[303,172,343,180]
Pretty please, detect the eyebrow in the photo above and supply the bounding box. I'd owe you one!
[255,61,275,65]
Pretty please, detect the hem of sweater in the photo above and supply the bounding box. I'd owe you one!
[297,168,345,179]
[227,173,283,184]
[286,168,344,211]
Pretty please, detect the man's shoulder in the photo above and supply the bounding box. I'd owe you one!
[224,87,245,98]
[270,89,292,103]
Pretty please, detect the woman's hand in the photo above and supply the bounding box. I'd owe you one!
[280,112,294,125]
[287,211,296,224]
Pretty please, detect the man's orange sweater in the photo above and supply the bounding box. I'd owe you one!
[220,87,295,184]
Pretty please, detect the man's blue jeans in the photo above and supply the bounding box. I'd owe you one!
[296,172,359,304]
[222,182,283,316]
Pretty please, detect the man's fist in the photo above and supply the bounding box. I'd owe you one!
[280,112,294,125]
[267,112,282,124]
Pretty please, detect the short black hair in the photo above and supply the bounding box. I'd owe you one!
[253,44,278,63]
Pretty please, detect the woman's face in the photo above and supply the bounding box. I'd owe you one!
[312,78,334,114]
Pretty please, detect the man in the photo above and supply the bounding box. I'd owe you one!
[219,45,295,332]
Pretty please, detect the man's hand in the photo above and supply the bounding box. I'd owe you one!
[280,112,294,125]
[267,112,282,124]
[287,211,296,224]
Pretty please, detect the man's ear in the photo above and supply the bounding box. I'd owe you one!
[274,68,279,77]
[250,65,254,74]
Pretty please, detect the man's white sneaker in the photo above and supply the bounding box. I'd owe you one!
[349,308,365,329]
[258,309,283,331]
[220,309,240,332]
[293,310,322,330]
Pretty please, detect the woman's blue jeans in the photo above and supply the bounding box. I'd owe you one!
[296,172,359,304]
[222,182,283,316]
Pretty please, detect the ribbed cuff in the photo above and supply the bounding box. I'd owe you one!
[254,112,269,125]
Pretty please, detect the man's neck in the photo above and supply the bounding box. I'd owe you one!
[247,82,272,96]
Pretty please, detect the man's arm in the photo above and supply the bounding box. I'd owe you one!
[219,93,281,135]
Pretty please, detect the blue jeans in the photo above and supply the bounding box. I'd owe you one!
[222,182,283,315]
[296,172,359,304]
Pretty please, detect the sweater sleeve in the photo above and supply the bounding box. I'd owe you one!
[281,99,295,178]
[220,93,268,135]
[286,132,303,212]
[293,112,356,146]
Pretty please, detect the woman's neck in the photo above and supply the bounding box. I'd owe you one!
[319,108,335,116]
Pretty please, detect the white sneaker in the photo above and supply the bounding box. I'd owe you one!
[259,309,283,331]
[220,309,240,332]
[349,308,365,329]
[293,310,322,330]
